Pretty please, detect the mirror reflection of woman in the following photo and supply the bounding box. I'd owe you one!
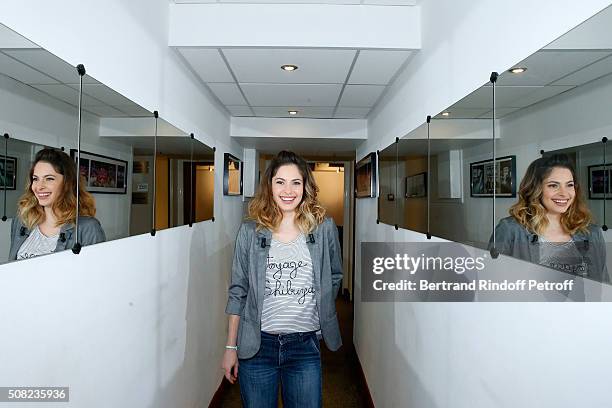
[490,154,608,282]
[9,148,106,260]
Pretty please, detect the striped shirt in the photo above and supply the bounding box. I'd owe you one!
[261,234,320,334]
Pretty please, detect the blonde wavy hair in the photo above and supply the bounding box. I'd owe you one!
[509,154,592,236]
[18,148,97,229]
[248,151,326,233]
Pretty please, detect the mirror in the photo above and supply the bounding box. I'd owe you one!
[223,153,242,196]
[377,142,397,226]
[396,5,612,283]
[0,22,215,266]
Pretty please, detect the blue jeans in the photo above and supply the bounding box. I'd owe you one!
[238,331,322,408]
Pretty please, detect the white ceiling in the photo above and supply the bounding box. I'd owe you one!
[233,136,362,156]
[435,49,612,120]
[176,47,414,119]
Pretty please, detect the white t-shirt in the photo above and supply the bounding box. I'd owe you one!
[16,225,59,260]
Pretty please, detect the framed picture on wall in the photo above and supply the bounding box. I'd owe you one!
[470,155,516,197]
[70,149,128,194]
[0,156,17,190]
[588,164,612,199]
[405,172,427,198]
[223,153,242,196]
[355,152,377,198]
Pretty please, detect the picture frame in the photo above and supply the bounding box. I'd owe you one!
[0,155,17,190]
[405,172,427,198]
[223,153,242,196]
[70,149,128,194]
[588,164,612,199]
[470,155,516,197]
[355,152,377,198]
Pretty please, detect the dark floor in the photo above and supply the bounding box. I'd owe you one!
[215,296,367,407]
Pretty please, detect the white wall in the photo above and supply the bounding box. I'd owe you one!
[0,1,240,407]
[355,1,612,407]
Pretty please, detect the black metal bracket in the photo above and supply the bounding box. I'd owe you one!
[190,133,195,139]
[426,232,431,240]
[72,242,82,254]
[489,247,499,259]
[540,149,545,155]
[76,64,86,77]
[490,71,498,83]
[151,228,156,236]
[154,111,159,119]
[211,216,215,222]
[394,224,398,230]
[426,115,431,123]
[603,137,608,143]
[376,219,380,224]
[603,225,608,231]
[3,133,8,140]
[395,137,399,144]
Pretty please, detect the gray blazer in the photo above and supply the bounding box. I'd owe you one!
[226,217,343,359]
[489,216,609,283]
[9,216,106,261]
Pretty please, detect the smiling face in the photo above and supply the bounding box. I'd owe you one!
[31,161,64,209]
[540,166,575,216]
[271,164,304,215]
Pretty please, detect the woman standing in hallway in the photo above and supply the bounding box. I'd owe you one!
[490,154,608,281]
[222,150,343,408]
[9,148,105,260]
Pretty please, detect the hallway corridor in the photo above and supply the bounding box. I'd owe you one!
[213,297,369,407]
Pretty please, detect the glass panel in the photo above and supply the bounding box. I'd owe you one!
[0,23,77,263]
[81,72,155,239]
[377,142,397,226]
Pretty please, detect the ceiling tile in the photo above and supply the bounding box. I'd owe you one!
[348,50,412,85]
[551,54,612,86]
[0,52,58,84]
[83,105,128,117]
[476,107,522,119]
[3,49,97,84]
[433,108,491,119]
[71,83,138,107]
[508,85,574,108]
[113,104,154,117]
[227,105,253,116]
[31,84,105,106]
[335,107,370,118]
[451,86,554,109]
[222,48,356,84]
[177,48,234,82]
[208,83,248,105]
[252,106,335,118]
[497,50,612,86]
[338,84,385,107]
[241,83,342,106]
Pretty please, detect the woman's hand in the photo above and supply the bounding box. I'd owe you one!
[222,349,239,384]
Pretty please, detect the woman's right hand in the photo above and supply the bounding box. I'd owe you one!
[222,349,239,384]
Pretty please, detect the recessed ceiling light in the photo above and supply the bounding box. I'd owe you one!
[288,110,298,115]
[281,64,298,71]
[441,112,450,116]
[509,67,527,74]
